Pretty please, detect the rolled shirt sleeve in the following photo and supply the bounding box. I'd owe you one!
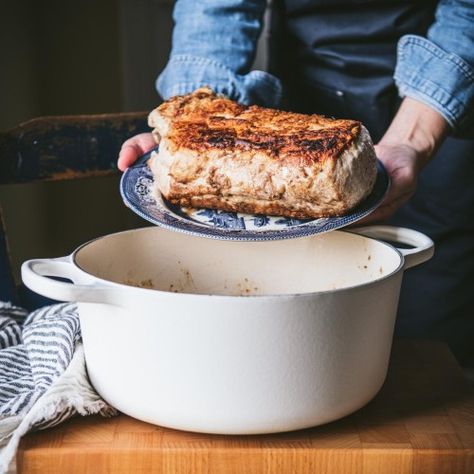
[156,0,282,108]
[394,1,474,137]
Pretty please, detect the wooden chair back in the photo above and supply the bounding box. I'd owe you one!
[0,112,148,307]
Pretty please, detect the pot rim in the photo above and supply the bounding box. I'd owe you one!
[70,226,405,300]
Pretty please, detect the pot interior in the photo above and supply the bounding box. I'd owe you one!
[74,227,401,296]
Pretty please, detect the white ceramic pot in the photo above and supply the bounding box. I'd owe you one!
[22,225,433,434]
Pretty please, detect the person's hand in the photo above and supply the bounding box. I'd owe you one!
[358,97,449,224]
[361,143,421,223]
[117,133,157,172]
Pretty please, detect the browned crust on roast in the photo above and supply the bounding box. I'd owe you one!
[148,88,376,219]
[151,88,361,166]
[168,196,352,220]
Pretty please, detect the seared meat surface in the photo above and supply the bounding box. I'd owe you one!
[148,88,377,219]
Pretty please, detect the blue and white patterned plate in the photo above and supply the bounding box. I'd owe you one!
[120,147,389,241]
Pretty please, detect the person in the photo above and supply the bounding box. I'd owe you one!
[118,0,474,362]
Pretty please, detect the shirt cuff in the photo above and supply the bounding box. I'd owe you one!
[156,54,282,108]
[394,35,474,136]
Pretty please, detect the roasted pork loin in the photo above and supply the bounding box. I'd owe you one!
[147,88,377,219]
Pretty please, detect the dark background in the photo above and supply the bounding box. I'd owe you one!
[0,0,269,282]
[0,0,176,281]
[0,0,176,131]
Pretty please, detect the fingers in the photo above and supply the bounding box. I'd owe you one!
[117,133,157,171]
[356,144,419,225]
[357,188,414,225]
[359,172,416,224]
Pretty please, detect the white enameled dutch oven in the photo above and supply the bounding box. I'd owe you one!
[22,225,433,434]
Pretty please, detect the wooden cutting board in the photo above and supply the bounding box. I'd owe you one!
[18,340,474,473]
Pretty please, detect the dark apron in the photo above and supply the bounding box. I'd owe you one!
[272,0,474,362]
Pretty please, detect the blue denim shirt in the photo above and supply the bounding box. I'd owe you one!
[157,0,474,137]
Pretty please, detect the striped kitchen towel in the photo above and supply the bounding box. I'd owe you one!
[0,301,117,473]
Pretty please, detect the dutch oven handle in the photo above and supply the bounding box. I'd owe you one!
[21,256,124,305]
[350,225,434,270]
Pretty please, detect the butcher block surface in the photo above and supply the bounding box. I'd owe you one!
[18,340,474,473]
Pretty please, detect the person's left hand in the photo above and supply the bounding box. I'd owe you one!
[359,143,421,224]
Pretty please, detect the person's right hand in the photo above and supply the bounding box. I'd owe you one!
[117,133,157,171]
